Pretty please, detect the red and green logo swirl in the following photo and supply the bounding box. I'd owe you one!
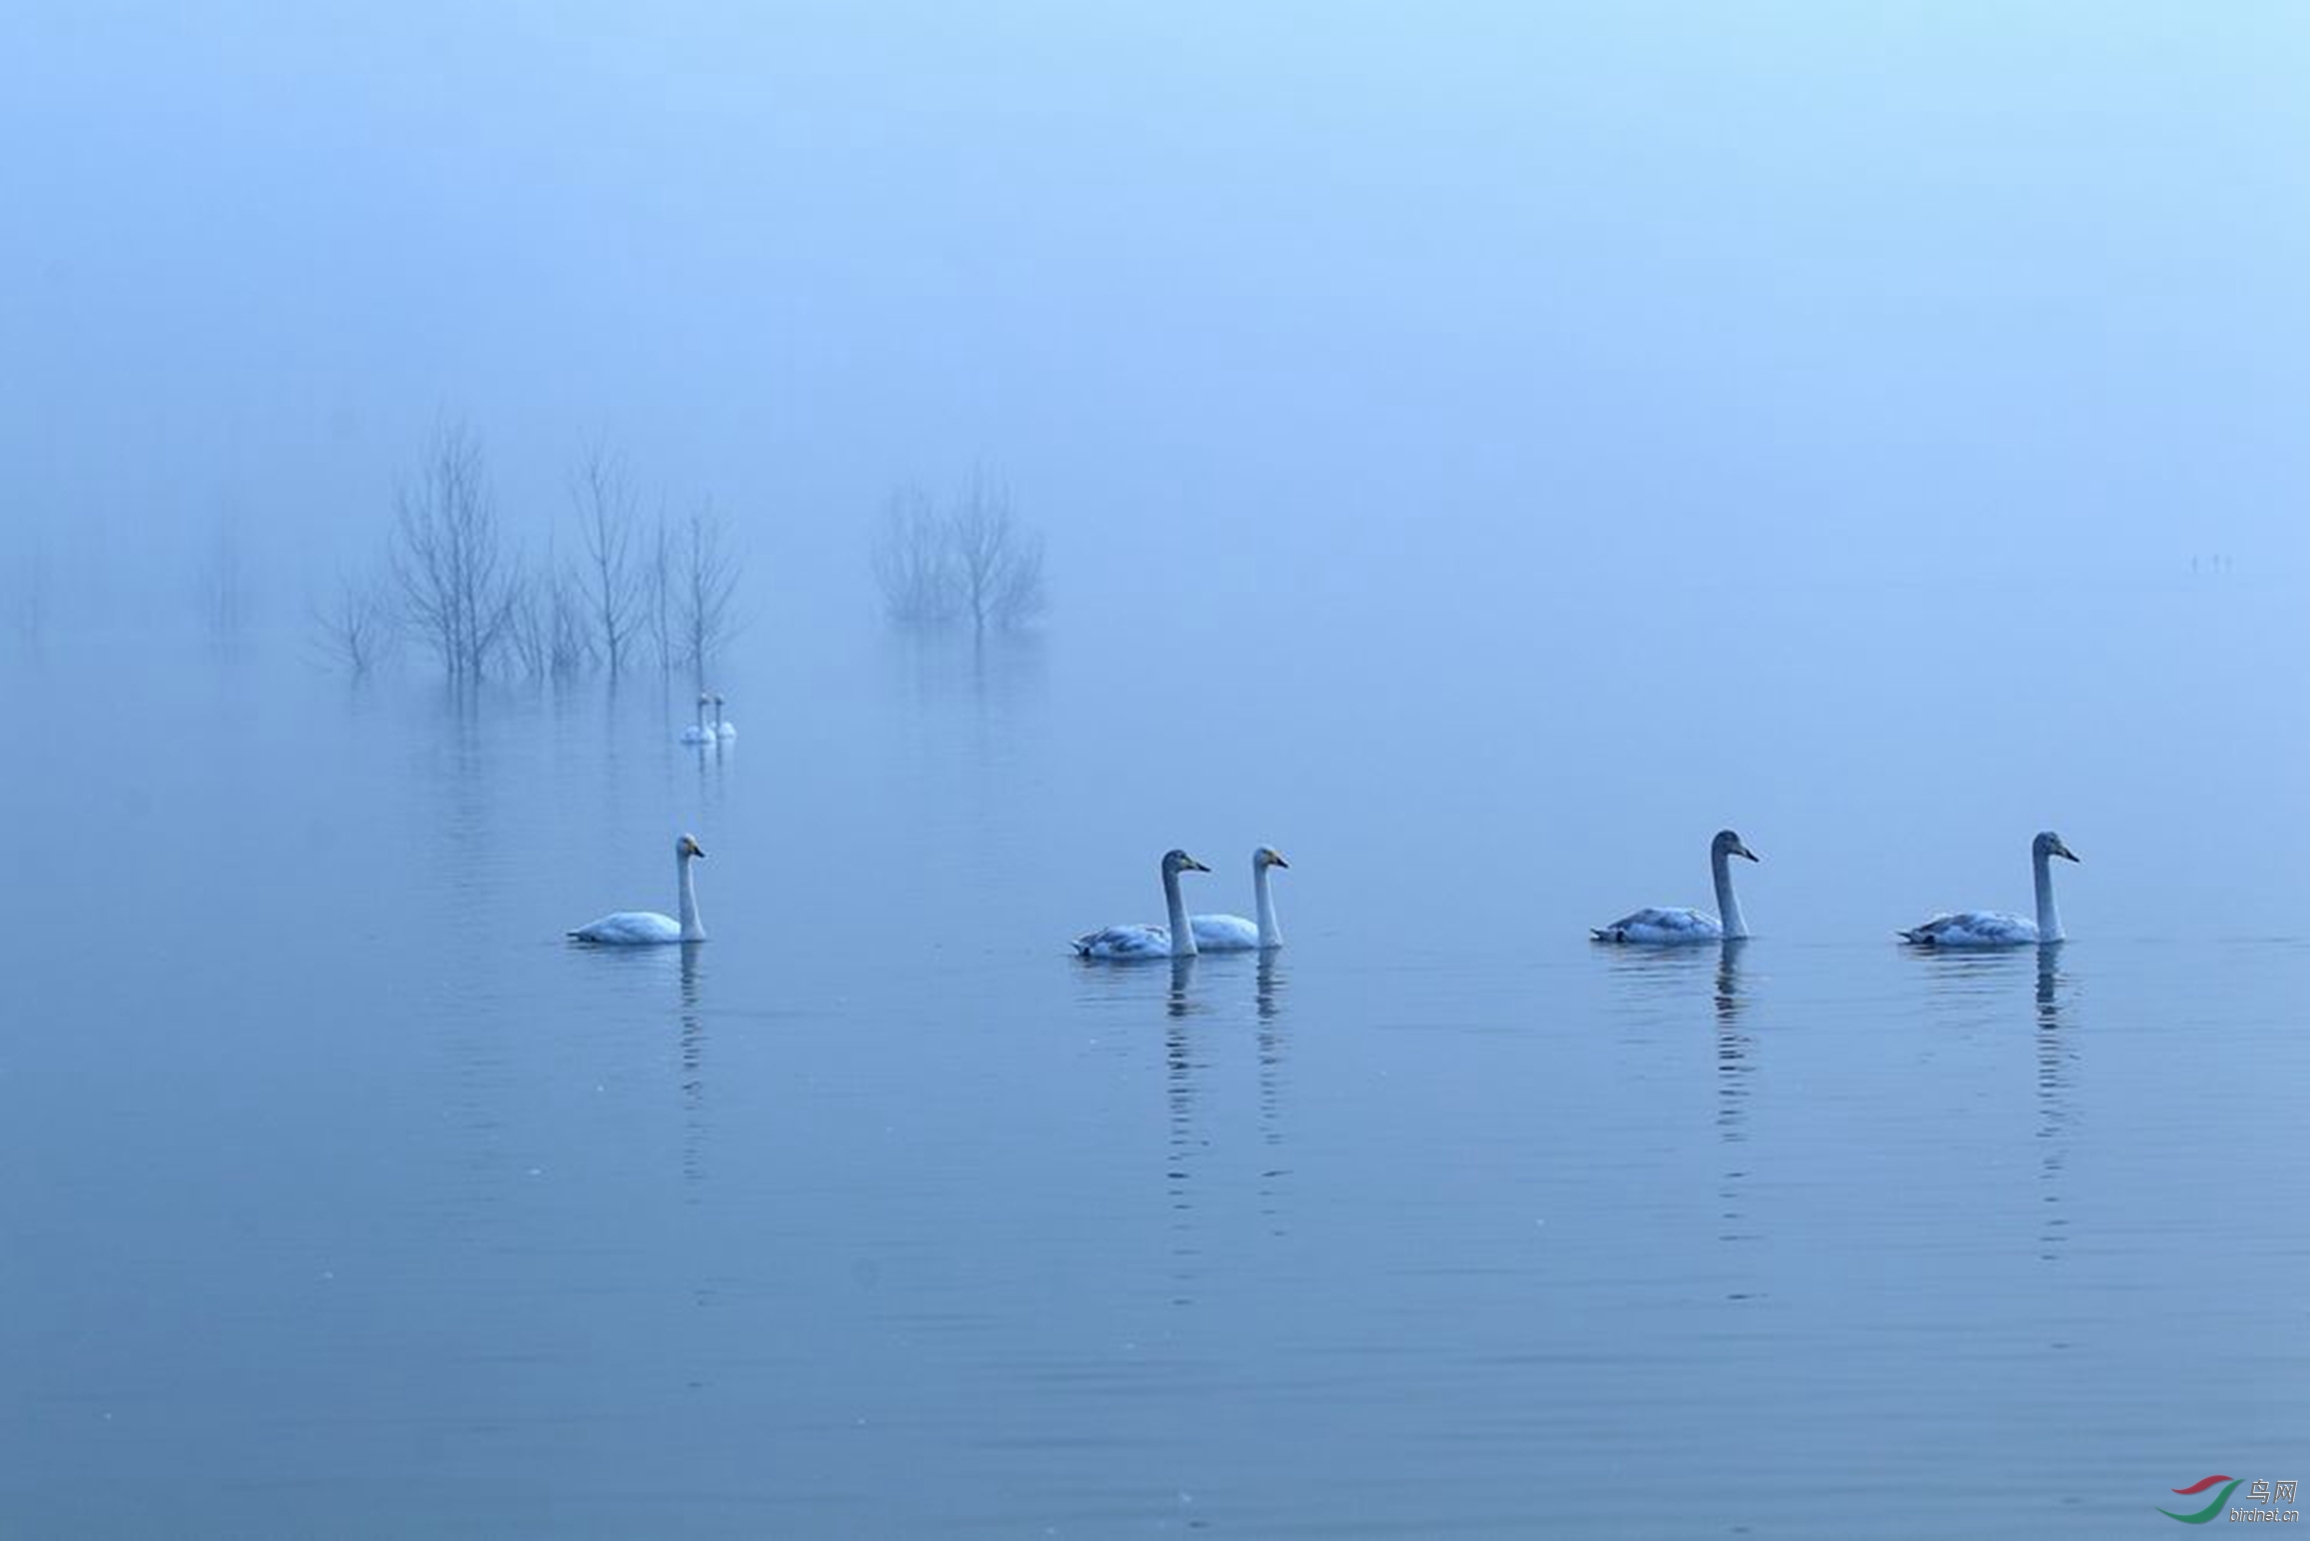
[2159,1475,2242,1524]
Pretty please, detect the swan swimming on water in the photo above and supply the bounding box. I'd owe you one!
[679,694,714,745]
[569,834,708,944]
[1073,849,1209,959]
[1899,831,2078,947]
[712,693,738,740]
[1592,829,1759,943]
[1191,847,1289,951]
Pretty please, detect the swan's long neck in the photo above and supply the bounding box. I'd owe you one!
[1713,847,1749,940]
[1254,863,1283,949]
[1164,866,1196,956]
[712,700,725,731]
[677,854,705,941]
[2033,846,2062,943]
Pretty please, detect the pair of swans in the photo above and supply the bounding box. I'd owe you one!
[1073,847,1288,959]
[679,694,739,745]
[569,833,708,944]
[1590,828,2080,948]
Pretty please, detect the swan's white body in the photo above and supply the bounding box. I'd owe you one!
[1191,847,1288,951]
[712,694,738,740]
[679,696,714,745]
[1074,850,1209,959]
[570,835,708,945]
[1900,832,2078,947]
[1593,830,1759,944]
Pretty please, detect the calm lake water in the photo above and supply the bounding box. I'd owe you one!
[4,568,2306,1536]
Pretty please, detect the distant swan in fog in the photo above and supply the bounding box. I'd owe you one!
[1073,850,1210,959]
[1192,847,1289,951]
[1592,829,1759,944]
[679,694,714,745]
[712,692,738,740]
[1899,831,2078,947]
[569,834,708,944]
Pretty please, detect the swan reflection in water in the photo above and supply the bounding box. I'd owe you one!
[2034,943,2078,1265]
[1713,938,1753,1138]
[1255,953,1292,1236]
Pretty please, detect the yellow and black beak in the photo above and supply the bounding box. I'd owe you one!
[1270,853,1289,869]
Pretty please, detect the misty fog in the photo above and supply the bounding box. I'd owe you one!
[5,5,2306,1536]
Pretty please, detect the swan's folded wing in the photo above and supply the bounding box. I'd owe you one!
[1899,910,2033,946]
[1189,913,1260,950]
[570,910,682,944]
[1591,906,1720,943]
[1073,923,1172,959]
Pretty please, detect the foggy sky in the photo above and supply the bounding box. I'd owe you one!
[4,1,2307,626]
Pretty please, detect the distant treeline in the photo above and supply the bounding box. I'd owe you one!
[316,420,742,683]
[869,467,1047,637]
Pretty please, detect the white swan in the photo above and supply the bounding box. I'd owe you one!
[1073,849,1210,959]
[1899,831,2078,947]
[569,834,708,944]
[679,694,714,745]
[1192,847,1288,951]
[1592,829,1759,944]
[712,692,738,740]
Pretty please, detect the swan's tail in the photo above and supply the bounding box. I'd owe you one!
[1590,927,1621,943]
[1896,929,1932,945]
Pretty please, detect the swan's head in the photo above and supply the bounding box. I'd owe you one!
[1162,849,1210,877]
[696,692,712,706]
[677,833,707,860]
[714,693,727,706]
[2035,831,2079,863]
[1712,829,1759,863]
[1254,847,1289,871]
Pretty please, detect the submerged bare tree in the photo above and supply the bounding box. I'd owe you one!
[643,509,675,672]
[947,471,1046,637]
[391,421,518,679]
[871,471,1049,635]
[505,557,598,681]
[195,514,253,641]
[10,535,49,651]
[870,483,954,626]
[676,501,743,684]
[312,569,396,674]
[571,441,642,674]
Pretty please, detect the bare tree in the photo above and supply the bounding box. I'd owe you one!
[870,482,954,626]
[10,534,49,651]
[312,568,395,674]
[504,539,596,681]
[506,568,548,678]
[676,500,743,684]
[195,514,253,641]
[947,470,1046,637]
[644,509,675,672]
[390,420,518,679]
[571,441,641,673]
[546,559,596,679]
